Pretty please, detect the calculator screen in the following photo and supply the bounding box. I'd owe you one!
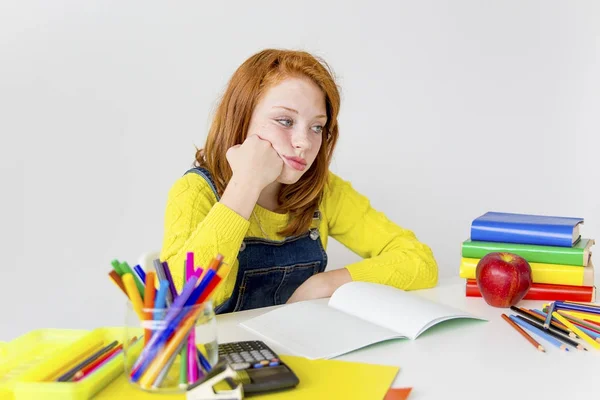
[249,366,288,381]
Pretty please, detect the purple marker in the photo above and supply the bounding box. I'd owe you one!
[162,261,178,300]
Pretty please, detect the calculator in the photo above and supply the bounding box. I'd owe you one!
[217,340,299,395]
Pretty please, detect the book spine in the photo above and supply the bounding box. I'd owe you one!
[461,241,584,266]
[459,258,593,286]
[465,279,595,302]
[470,221,575,247]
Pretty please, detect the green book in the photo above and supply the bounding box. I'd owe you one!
[461,238,594,266]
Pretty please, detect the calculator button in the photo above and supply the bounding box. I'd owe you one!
[230,362,251,371]
[269,361,280,367]
[260,350,274,358]
[271,358,279,363]
[250,351,264,360]
[260,360,269,366]
[253,363,263,369]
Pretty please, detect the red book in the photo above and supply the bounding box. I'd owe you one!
[465,279,595,302]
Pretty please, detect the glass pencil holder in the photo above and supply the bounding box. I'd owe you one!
[123,300,219,393]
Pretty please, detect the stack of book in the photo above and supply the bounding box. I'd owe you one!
[459,211,596,302]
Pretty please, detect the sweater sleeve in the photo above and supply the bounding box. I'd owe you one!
[159,173,249,304]
[322,172,438,290]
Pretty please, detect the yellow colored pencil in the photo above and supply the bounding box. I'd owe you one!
[558,310,600,323]
[123,273,144,319]
[552,312,600,350]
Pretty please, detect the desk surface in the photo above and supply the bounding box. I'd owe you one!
[215,277,598,400]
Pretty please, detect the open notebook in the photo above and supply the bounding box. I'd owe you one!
[240,281,485,359]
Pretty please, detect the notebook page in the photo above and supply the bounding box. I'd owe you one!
[239,301,403,359]
[328,282,480,339]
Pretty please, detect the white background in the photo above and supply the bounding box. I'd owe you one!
[1,0,598,340]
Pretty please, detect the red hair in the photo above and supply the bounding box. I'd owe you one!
[196,49,341,237]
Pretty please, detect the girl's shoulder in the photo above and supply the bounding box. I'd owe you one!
[320,171,366,210]
[167,168,220,207]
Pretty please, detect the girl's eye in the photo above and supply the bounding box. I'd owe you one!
[312,125,324,134]
[276,118,293,127]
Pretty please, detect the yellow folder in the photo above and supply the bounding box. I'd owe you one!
[95,355,399,399]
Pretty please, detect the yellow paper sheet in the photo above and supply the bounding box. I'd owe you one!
[95,355,399,399]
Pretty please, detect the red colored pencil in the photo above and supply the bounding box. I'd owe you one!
[72,344,123,381]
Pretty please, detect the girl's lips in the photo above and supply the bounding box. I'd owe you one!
[283,156,307,171]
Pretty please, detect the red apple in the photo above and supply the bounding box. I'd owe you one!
[476,252,532,308]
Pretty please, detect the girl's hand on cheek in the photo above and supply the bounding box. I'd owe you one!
[226,134,284,190]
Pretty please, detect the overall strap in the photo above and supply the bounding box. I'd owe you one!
[184,167,220,201]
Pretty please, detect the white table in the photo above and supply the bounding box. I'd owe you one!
[214,277,599,400]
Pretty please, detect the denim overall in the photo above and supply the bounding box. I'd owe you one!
[184,167,328,314]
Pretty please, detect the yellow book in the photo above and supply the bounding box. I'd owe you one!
[95,355,399,399]
[459,257,595,286]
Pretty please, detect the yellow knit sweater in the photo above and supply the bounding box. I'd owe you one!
[159,171,438,308]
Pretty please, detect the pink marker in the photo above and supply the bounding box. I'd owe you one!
[186,252,194,280]
[187,329,198,383]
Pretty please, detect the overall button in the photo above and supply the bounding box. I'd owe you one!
[309,229,319,240]
[240,242,246,252]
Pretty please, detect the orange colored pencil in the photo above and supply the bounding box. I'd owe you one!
[143,272,157,345]
[502,314,545,352]
[207,254,224,271]
[108,270,129,298]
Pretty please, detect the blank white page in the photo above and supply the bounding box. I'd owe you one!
[239,301,402,359]
[328,281,480,339]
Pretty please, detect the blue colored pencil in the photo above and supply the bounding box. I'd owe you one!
[555,301,600,315]
[133,265,146,284]
[510,315,568,351]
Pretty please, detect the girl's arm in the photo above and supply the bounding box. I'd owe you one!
[325,172,438,290]
[287,172,438,303]
[159,173,252,305]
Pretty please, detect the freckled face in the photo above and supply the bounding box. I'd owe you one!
[247,76,327,184]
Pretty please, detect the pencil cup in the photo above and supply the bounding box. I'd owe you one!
[123,300,219,393]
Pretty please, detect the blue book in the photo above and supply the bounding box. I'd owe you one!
[470,212,584,247]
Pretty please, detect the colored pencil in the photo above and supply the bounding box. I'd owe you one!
[133,264,146,284]
[208,254,224,271]
[565,301,600,309]
[509,315,568,351]
[130,277,200,380]
[143,272,157,345]
[557,311,600,334]
[544,302,555,329]
[138,309,203,389]
[123,273,145,320]
[108,271,129,298]
[57,341,119,382]
[502,314,545,352]
[121,262,145,298]
[584,319,600,328]
[72,344,123,381]
[553,312,600,350]
[529,309,577,338]
[180,263,188,388]
[111,259,125,276]
[186,252,195,281]
[510,306,574,338]
[557,310,600,323]
[153,259,172,306]
[154,335,188,389]
[513,315,584,350]
[162,261,178,300]
[555,301,600,315]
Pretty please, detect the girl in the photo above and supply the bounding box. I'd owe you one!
[160,49,438,314]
